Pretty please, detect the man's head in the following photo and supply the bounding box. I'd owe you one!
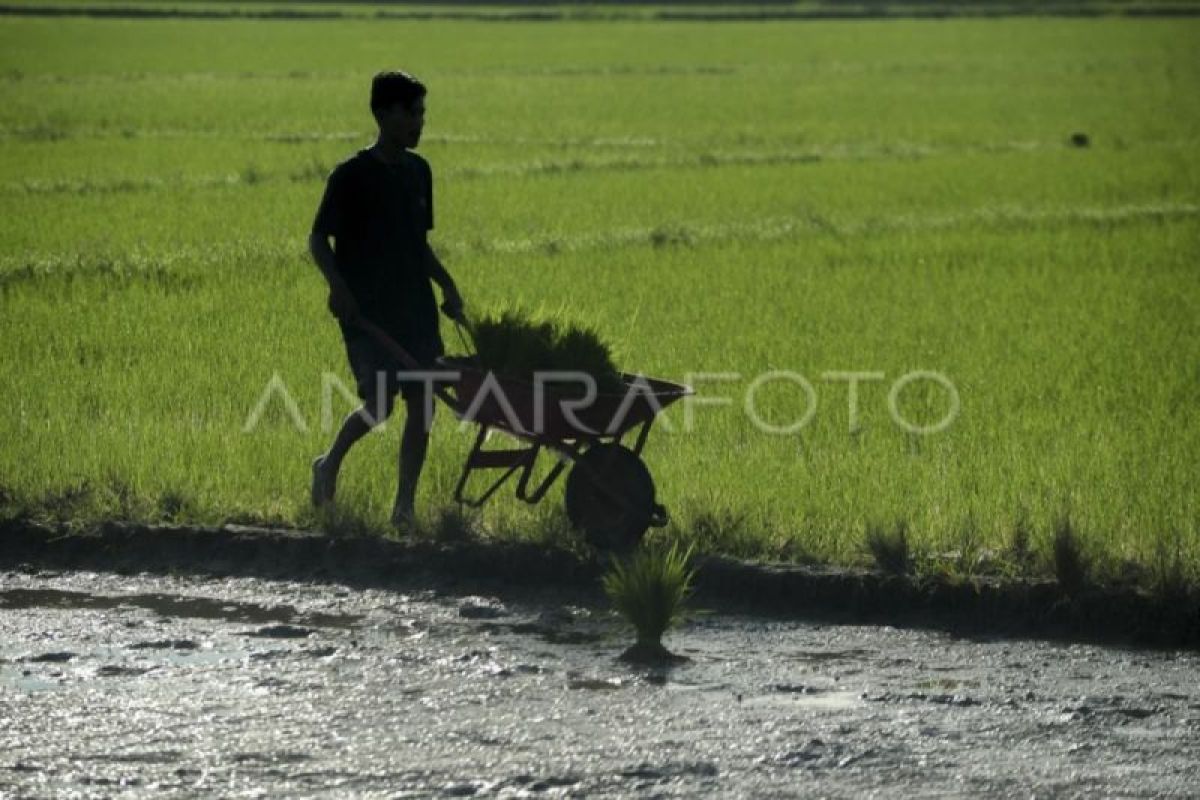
[371,71,427,148]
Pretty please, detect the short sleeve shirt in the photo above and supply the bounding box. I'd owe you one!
[312,149,438,344]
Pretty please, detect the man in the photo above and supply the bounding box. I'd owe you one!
[308,70,463,527]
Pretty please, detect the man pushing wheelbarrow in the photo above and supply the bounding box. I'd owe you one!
[308,70,691,547]
[308,70,463,528]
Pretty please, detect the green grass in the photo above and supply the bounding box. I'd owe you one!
[0,13,1197,591]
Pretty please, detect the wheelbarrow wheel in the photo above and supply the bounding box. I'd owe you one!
[564,443,657,551]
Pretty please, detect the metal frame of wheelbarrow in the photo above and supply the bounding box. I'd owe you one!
[449,405,660,513]
[353,317,690,547]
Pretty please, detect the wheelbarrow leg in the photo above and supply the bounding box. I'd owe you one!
[454,425,538,508]
[515,441,582,504]
[451,424,547,506]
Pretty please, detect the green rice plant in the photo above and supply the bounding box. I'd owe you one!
[602,541,696,662]
[865,519,910,576]
[470,310,624,393]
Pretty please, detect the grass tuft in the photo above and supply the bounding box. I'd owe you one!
[1052,514,1089,595]
[156,489,196,523]
[313,505,378,539]
[1007,511,1035,576]
[687,508,754,557]
[527,507,593,556]
[289,158,330,183]
[866,519,910,576]
[240,164,265,185]
[95,477,155,521]
[955,512,985,575]
[421,505,478,543]
[649,224,696,248]
[602,541,696,655]
[1151,528,1190,602]
[29,482,95,523]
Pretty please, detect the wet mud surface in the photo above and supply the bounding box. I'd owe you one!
[5,520,1197,648]
[2,569,1199,798]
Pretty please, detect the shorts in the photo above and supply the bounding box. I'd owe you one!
[342,331,444,404]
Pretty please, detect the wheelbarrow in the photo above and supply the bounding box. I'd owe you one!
[355,316,691,550]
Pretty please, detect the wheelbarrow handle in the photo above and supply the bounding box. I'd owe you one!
[351,317,463,408]
[352,318,423,371]
[443,305,479,359]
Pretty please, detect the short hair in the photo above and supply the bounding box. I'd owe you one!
[370,71,426,119]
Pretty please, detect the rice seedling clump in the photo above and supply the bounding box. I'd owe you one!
[603,541,696,662]
[469,310,625,393]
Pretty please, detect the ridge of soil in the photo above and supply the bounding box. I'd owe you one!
[1,518,1196,649]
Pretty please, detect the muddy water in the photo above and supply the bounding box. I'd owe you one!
[1,570,1197,798]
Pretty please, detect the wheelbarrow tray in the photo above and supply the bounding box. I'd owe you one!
[437,356,689,442]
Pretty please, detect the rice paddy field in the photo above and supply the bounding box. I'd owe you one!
[1,4,1197,586]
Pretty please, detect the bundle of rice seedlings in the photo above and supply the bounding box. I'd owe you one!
[469,310,624,393]
[602,541,696,663]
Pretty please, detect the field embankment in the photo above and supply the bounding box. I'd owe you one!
[4,518,1198,647]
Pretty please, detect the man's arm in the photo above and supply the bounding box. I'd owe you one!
[309,232,359,322]
[424,243,464,320]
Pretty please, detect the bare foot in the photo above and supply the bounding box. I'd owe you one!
[310,456,336,507]
[390,501,415,531]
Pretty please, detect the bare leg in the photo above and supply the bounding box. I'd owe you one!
[392,391,435,523]
[312,398,392,506]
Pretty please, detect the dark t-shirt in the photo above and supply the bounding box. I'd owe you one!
[312,149,439,347]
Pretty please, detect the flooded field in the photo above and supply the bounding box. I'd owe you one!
[2,569,1198,797]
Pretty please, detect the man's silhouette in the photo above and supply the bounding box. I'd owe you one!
[308,70,463,527]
